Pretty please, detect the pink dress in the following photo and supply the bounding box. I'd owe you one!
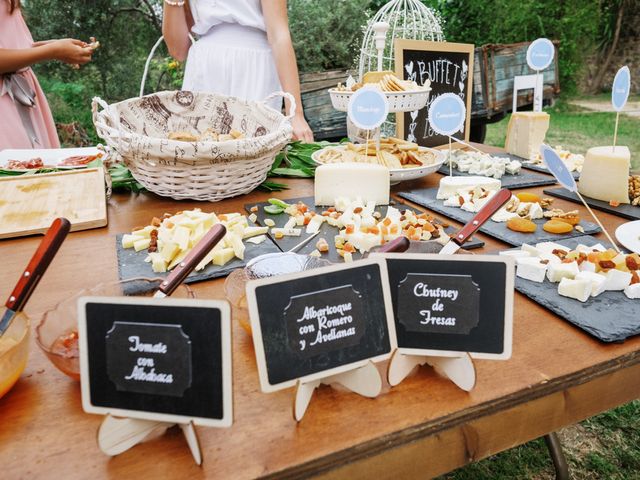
[0,2,59,149]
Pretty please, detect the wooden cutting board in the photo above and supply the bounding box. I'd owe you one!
[0,168,107,239]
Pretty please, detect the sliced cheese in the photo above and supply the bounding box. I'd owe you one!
[575,271,606,297]
[603,269,632,291]
[546,261,579,282]
[516,257,547,283]
[504,112,550,160]
[314,163,389,206]
[436,176,501,200]
[558,278,591,303]
[578,146,630,204]
[624,283,640,299]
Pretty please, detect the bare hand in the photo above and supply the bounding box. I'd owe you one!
[48,39,93,65]
[291,114,314,143]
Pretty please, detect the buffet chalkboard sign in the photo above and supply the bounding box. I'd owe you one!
[395,39,474,147]
[379,253,514,360]
[78,297,233,427]
[246,258,396,392]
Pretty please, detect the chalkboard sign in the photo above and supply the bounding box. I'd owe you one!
[78,297,233,427]
[395,39,474,148]
[246,258,396,392]
[379,253,514,360]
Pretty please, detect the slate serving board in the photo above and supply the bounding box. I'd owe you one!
[245,196,484,264]
[510,236,639,343]
[437,152,558,189]
[544,187,640,221]
[398,187,601,247]
[521,162,581,180]
[116,233,281,287]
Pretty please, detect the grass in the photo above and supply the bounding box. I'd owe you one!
[440,400,640,480]
[484,99,640,170]
[442,97,640,480]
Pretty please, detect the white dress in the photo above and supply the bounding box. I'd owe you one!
[182,0,283,110]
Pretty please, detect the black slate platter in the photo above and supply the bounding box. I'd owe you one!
[245,196,484,264]
[510,236,638,343]
[544,187,640,221]
[437,152,558,189]
[398,187,601,247]
[116,233,281,288]
[521,162,581,180]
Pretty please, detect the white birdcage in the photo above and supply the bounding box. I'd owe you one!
[357,0,445,80]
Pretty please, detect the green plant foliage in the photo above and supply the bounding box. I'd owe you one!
[435,0,601,93]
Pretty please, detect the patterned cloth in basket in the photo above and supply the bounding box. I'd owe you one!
[92,90,293,201]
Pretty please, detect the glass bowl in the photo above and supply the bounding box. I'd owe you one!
[35,278,195,381]
[0,312,30,399]
[224,252,331,336]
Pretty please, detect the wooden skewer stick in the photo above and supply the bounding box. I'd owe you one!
[576,191,621,253]
[613,112,620,151]
[448,135,453,177]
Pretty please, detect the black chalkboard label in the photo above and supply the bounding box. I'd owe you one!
[105,322,192,397]
[394,39,474,148]
[78,297,233,428]
[377,253,514,360]
[285,285,365,358]
[247,258,396,392]
[397,273,480,335]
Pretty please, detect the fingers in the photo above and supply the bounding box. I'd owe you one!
[71,39,86,46]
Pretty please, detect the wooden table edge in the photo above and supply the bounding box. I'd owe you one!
[261,349,640,479]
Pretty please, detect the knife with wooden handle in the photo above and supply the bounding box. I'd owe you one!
[439,188,512,255]
[1,218,71,336]
[153,224,227,298]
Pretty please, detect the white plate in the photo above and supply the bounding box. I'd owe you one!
[312,145,445,184]
[615,220,640,254]
[0,146,103,171]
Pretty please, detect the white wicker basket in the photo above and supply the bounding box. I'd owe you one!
[92,91,294,202]
[328,88,430,113]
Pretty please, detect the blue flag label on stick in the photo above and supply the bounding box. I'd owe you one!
[540,144,577,192]
[612,66,631,112]
[347,87,389,130]
[527,38,555,71]
[428,93,466,137]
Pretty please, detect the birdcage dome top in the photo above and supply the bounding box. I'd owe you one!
[358,0,445,79]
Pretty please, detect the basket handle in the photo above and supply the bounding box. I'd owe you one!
[92,96,126,153]
[140,35,195,97]
[263,91,297,120]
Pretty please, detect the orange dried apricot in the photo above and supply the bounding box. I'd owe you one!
[542,220,573,234]
[552,215,580,226]
[506,217,537,233]
[516,192,541,203]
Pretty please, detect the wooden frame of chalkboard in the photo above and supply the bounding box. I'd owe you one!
[78,297,233,428]
[378,253,514,360]
[246,258,396,393]
[395,39,474,147]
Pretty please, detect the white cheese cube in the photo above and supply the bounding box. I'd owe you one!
[516,257,547,283]
[535,242,568,254]
[246,235,267,245]
[521,243,541,257]
[539,252,562,265]
[133,238,151,252]
[604,269,632,291]
[575,271,607,297]
[306,215,325,234]
[624,283,640,299]
[500,250,531,258]
[122,234,143,249]
[314,164,389,206]
[590,243,606,252]
[211,247,236,266]
[579,261,597,273]
[284,217,297,230]
[436,176,500,200]
[558,278,591,303]
[547,261,579,283]
[149,252,167,273]
[173,225,191,251]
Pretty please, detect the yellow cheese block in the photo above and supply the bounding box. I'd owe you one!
[578,146,630,204]
[505,112,550,160]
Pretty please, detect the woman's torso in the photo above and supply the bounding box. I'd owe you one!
[0,1,34,50]
[189,0,266,36]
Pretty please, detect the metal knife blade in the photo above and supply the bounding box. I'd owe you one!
[153,224,227,298]
[438,188,512,256]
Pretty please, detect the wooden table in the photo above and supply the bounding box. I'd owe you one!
[2,158,640,479]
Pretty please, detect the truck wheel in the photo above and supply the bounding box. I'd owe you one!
[470,123,487,143]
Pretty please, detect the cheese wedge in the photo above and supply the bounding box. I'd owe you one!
[505,112,550,160]
[436,176,501,200]
[314,164,390,206]
[578,146,630,204]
